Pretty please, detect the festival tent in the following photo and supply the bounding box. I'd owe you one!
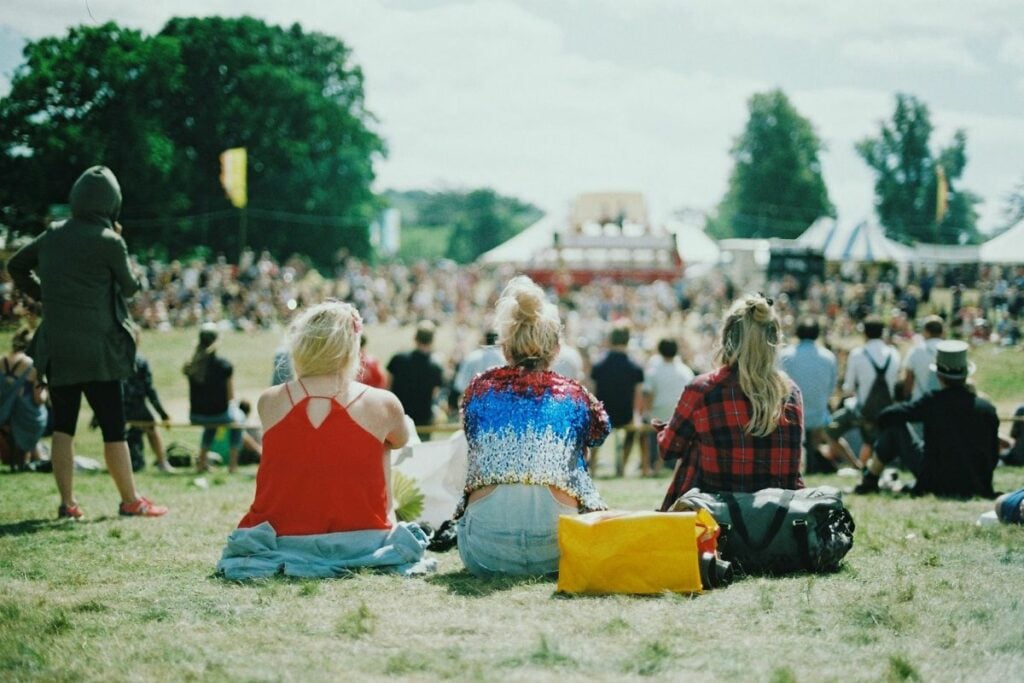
[979,219,1024,264]
[664,219,720,266]
[796,218,912,263]
[478,214,560,266]
[912,242,980,265]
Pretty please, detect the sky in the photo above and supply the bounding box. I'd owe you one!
[1,0,1023,234]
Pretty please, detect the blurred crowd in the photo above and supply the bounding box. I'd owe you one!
[2,248,1022,378]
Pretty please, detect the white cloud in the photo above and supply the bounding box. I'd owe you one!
[1,0,1022,232]
[840,36,985,74]
[999,32,1024,67]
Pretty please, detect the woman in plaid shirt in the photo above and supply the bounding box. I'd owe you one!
[658,294,804,511]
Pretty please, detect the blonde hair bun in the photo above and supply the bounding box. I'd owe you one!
[494,276,561,367]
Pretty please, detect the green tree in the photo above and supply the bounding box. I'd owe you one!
[0,17,385,265]
[706,89,834,240]
[0,23,185,242]
[856,93,981,245]
[1003,175,1024,229]
[156,17,385,263]
[384,188,541,264]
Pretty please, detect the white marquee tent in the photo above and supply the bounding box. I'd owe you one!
[979,219,1024,264]
[796,218,913,263]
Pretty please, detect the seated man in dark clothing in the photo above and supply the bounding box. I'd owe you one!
[855,340,998,498]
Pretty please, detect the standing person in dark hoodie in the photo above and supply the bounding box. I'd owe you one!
[6,166,168,520]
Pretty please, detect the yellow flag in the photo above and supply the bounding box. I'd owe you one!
[935,164,948,224]
[219,147,247,208]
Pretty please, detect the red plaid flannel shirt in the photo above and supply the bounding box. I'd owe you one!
[658,365,805,511]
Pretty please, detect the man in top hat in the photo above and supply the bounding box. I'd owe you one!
[855,340,999,498]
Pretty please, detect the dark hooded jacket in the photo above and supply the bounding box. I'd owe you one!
[6,166,141,386]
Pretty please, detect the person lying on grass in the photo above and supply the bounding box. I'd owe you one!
[217,300,431,578]
[455,275,610,577]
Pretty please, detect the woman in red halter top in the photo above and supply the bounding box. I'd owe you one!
[237,301,411,536]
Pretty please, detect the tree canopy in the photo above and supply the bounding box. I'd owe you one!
[856,93,981,245]
[385,188,542,264]
[706,89,834,240]
[0,17,384,265]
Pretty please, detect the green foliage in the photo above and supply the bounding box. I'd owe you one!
[335,602,375,639]
[707,89,834,240]
[0,17,384,265]
[385,188,542,264]
[1002,175,1024,229]
[0,23,186,237]
[856,93,981,245]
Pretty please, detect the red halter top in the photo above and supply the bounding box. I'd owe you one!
[237,381,391,536]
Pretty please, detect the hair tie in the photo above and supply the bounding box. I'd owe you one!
[349,306,363,335]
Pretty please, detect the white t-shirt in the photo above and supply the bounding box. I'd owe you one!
[642,355,696,421]
[843,339,902,406]
[902,337,942,400]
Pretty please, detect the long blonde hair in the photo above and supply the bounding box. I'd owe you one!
[288,301,363,381]
[717,294,789,437]
[494,275,561,369]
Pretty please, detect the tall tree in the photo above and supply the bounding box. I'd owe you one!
[856,93,981,245]
[1003,175,1024,229]
[0,23,185,242]
[157,17,385,263]
[706,89,834,240]
[0,17,385,265]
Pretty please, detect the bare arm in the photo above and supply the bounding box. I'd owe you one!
[28,367,47,406]
[902,370,915,400]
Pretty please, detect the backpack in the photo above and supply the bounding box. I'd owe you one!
[858,354,892,423]
[670,486,855,575]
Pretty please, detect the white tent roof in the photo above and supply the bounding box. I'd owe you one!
[796,218,912,263]
[479,214,708,267]
[913,242,980,264]
[479,215,560,265]
[979,219,1024,264]
[664,219,720,265]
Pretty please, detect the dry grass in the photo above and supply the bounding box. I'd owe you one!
[0,327,1022,681]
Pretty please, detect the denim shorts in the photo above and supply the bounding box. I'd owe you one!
[190,404,244,450]
[457,484,578,577]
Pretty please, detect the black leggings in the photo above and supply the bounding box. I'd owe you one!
[50,381,126,443]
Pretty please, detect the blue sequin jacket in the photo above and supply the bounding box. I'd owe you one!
[456,366,610,517]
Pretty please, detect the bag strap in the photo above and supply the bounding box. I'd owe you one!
[867,353,891,375]
[721,490,795,552]
[792,519,813,571]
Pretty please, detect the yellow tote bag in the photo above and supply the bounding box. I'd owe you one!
[556,509,716,595]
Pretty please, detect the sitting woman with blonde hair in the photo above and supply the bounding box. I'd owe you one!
[457,275,610,577]
[658,293,804,511]
[217,301,432,578]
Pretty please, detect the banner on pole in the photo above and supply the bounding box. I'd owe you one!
[219,147,248,208]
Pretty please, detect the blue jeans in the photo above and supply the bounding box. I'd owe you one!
[191,406,244,450]
[457,484,578,577]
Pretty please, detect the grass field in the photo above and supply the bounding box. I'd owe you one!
[1,326,1022,682]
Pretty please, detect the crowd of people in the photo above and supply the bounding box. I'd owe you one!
[2,165,1022,580]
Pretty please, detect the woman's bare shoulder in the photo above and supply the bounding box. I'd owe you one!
[258,384,296,430]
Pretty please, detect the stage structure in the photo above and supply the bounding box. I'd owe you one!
[480,192,684,286]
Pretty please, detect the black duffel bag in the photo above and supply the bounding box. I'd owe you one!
[670,486,855,575]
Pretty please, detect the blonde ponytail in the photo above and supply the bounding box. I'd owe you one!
[717,294,789,437]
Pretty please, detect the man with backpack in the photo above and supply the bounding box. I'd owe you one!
[829,317,900,469]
